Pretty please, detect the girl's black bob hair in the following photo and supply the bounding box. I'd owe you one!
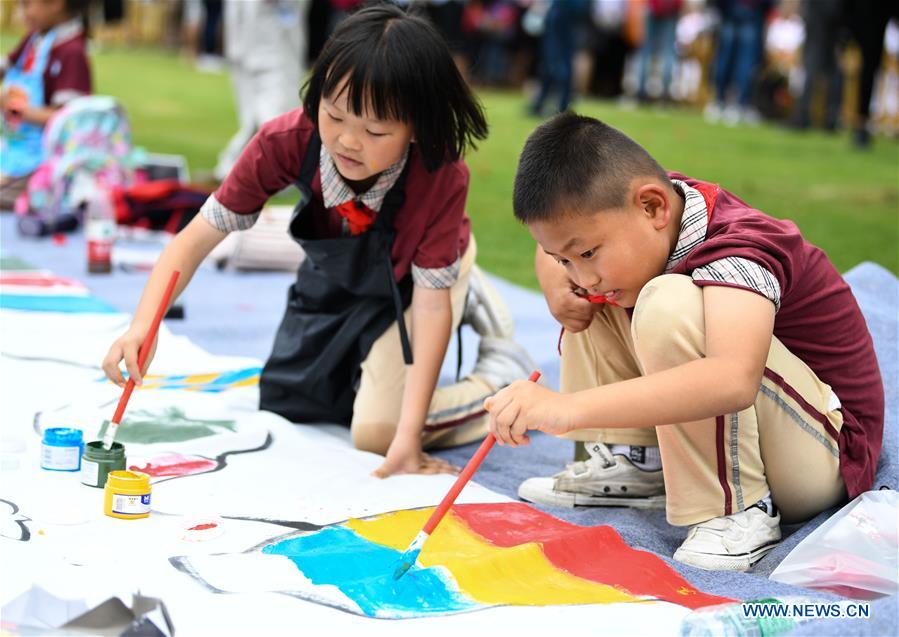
[302,2,488,172]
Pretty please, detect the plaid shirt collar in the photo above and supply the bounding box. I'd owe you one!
[319,145,408,212]
[664,180,709,273]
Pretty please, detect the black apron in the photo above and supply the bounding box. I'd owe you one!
[259,132,413,424]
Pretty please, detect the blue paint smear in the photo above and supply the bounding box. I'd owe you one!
[262,526,480,617]
[97,367,262,393]
[1,294,118,313]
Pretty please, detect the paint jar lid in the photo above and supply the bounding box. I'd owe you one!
[105,470,150,492]
[83,440,125,461]
[42,428,83,447]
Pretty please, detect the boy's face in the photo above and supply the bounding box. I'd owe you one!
[22,0,67,33]
[318,80,415,185]
[529,181,679,309]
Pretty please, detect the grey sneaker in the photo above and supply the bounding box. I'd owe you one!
[462,265,515,339]
[469,336,536,391]
[518,442,666,509]
[673,500,781,571]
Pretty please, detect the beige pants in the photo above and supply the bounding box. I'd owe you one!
[351,237,492,453]
[560,274,846,526]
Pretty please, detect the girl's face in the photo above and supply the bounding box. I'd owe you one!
[22,0,68,33]
[318,82,415,186]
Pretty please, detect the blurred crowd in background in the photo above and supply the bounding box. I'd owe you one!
[2,0,898,149]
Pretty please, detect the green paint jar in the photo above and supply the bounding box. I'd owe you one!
[80,441,126,488]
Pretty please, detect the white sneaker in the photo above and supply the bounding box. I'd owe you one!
[462,265,515,339]
[518,442,666,509]
[673,500,781,572]
[703,102,723,124]
[469,336,535,392]
[722,104,741,127]
[740,107,762,126]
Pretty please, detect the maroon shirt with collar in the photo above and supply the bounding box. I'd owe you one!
[5,24,91,106]
[669,173,884,499]
[215,108,471,281]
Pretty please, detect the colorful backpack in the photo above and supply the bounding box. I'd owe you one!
[17,95,143,232]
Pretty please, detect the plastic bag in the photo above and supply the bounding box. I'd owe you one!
[769,489,898,600]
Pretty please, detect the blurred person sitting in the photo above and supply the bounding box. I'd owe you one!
[0,0,92,211]
[750,0,803,123]
[673,0,718,106]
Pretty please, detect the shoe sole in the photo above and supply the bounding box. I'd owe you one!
[673,540,780,572]
[518,482,666,510]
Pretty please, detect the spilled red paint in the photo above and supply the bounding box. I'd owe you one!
[453,502,736,610]
[188,522,218,531]
[129,454,217,477]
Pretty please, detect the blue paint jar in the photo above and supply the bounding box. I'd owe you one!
[40,428,84,471]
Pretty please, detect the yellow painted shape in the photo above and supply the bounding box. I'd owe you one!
[347,509,637,606]
[184,373,218,384]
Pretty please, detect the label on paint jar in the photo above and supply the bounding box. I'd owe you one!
[80,459,99,486]
[112,493,151,515]
[41,444,81,471]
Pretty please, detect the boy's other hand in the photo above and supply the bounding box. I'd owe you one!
[547,282,596,332]
[373,435,460,479]
[535,246,595,332]
[101,326,155,388]
[484,381,571,446]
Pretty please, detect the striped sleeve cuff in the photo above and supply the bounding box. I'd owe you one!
[411,258,461,289]
[200,194,260,232]
[692,257,782,309]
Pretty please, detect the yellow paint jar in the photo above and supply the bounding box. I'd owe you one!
[104,470,152,519]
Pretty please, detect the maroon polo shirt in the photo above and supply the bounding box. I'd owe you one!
[215,108,472,281]
[5,27,91,106]
[670,173,885,499]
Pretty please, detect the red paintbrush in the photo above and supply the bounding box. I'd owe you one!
[393,370,542,580]
[102,270,180,449]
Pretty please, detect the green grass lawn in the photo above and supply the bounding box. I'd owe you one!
[3,37,897,287]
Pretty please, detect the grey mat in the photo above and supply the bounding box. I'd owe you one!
[2,214,896,635]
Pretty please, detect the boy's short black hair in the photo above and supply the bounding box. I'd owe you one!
[302,2,487,172]
[513,112,669,223]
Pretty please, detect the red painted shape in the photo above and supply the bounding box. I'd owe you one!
[188,522,218,531]
[129,454,217,477]
[0,274,82,287]
[452,503,736,610]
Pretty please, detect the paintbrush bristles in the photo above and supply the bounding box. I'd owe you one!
[393,530,429,580]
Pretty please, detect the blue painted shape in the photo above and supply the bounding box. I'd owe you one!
[262,526,479,617]
[1,294,118,313]
[98,367,262,393]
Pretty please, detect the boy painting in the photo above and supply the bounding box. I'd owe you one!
[485,113,884,571]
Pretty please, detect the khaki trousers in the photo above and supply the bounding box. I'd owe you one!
[560,274,846,525]
[0,173,30,211]
[351,237,492,452]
